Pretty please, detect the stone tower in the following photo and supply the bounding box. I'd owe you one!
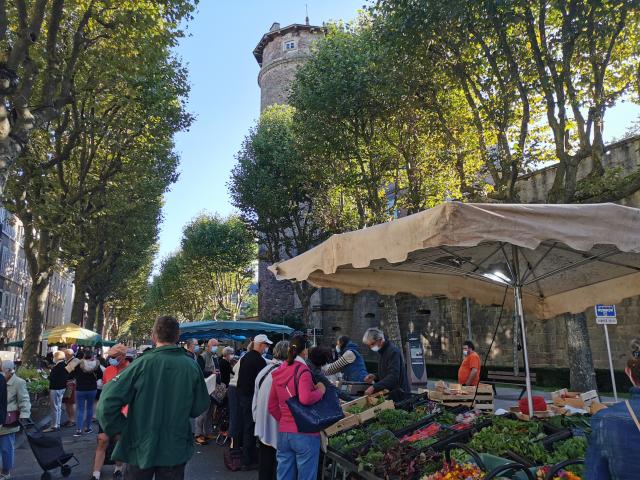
[254,21,325,112]
[253,21,325,322]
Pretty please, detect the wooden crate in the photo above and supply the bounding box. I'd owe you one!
[427,383,494,411]
[551,388,599,409]
[321,392,394,452]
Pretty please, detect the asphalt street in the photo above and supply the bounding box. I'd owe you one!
[13,419,256,480]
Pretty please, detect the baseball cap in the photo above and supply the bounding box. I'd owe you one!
[254,334,273,345]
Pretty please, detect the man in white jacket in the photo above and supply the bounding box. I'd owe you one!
[252,340,289,480]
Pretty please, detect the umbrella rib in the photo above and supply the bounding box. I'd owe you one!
[520,242,558,285]
[438,246,485,271]
[522,248,620,286]
[470,244,505,273]
[548,243,640,272]
[518,248,546,299]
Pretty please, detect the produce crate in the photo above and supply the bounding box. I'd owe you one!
[425,384,494,411]
[321,391,394,452]
[340,390,395,423]
[551,388,599,409]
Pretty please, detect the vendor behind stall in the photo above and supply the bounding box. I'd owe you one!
[323,336,368,382]
[458,341,480,387]
[362,328,410,400]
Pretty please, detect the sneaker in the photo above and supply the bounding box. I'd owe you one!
[42,426,59,433]
[73,430,82,437]
[62,420,75,428]
[84,427,94,434]
[113,470,123,479]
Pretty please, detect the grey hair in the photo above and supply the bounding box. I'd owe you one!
[185,338,198,348]
[2,360,15,374]
[222,346,234,357]
[273,340,290,361]
[362,327,385,344]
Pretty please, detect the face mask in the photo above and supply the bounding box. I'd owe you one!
[108,358,120,367]
[463,350,469,357]
[335,346,341,354]
[194,346,201,354]
[370,345,380,353]
[210,346,216,353]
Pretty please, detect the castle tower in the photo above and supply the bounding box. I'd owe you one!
[254,22,325,323]
[254,21,325,112]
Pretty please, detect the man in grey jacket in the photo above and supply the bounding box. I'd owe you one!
[362,328,410,401]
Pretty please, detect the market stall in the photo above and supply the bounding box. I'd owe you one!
[269,202,640,417]
[178,320,294,341]
[321,390,589,480]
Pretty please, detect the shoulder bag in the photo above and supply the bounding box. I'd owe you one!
[285,364,344,433]
[625,400,640,434]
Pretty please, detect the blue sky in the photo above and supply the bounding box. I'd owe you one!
[157,0,366,267]
[157,0,640,268]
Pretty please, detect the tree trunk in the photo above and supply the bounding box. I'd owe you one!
[565,313,597,392]
[380,295,403,356]
[22,277,50,366]
[294,282,316,328]
[96,301,105,337]
[70,273,87,325]
[85,296,98,331]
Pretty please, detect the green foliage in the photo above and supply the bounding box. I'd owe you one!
[468,417,549,463]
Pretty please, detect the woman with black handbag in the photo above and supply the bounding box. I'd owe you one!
[268,336,326,480]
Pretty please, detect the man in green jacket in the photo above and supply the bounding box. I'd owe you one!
[97,316,210,479]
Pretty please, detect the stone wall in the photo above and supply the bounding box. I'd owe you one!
[258,258,295,323]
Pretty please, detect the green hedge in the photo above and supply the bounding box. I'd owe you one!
[423,362,631,393]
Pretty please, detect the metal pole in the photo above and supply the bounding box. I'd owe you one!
[512,245,534,418]
[465,297,472,341]
[603,324,618,402]
[515,286,535,418]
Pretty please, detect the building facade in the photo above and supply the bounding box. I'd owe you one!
[0,207,75,345]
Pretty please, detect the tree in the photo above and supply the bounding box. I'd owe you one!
[230,104,353,325]
[5,19,190,365]
[181,215,257,320]
[0,0,196,194]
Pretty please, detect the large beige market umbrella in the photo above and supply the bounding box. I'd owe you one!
[269,202,640,415]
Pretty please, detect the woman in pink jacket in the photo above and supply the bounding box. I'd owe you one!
[268,335,326,480]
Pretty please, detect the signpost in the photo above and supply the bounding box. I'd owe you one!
[595,304,618,401]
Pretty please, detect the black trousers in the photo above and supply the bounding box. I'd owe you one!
[125,463,185,480]
[258,441,277,480]
[238,393,257,466]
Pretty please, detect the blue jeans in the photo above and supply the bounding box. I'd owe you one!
[76,389,96,430]
[276,432,320,480]
[0,433,15,471]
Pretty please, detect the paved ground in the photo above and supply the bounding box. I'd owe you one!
[13,416,256,480]
[12,383,617,479]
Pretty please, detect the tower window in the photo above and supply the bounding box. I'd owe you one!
[283,41,296,51]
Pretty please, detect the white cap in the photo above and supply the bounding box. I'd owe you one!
[254,334,273,345]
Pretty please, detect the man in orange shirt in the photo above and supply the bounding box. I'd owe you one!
[90,344,130,480]
[458,341,481,386]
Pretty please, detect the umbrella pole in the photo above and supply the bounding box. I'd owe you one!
[514,284,534,418]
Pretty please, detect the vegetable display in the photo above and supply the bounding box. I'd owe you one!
[423,461,484,480]
[327,397,589,480]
